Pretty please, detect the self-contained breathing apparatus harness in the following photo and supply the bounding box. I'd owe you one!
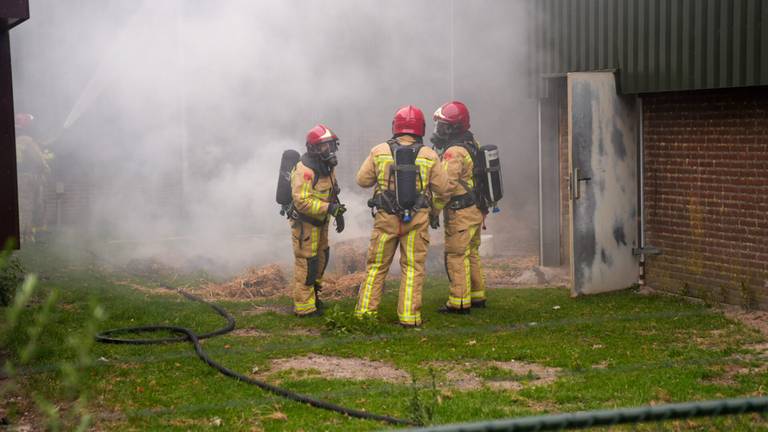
[442,133,489,214]
[284,152,342,228]
[367,138,431,221]
[280,153,340,297]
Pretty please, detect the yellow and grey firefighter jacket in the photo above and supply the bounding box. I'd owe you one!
[354,135,450,325]
[437,136,486,309]
[288,159,337,315]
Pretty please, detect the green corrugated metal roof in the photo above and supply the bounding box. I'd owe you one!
[529,0,768,95]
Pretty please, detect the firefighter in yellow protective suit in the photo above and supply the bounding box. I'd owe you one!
[15,113,50,244]
[288,125,346,317]
[431,101,487,313]
[354,105,450,327]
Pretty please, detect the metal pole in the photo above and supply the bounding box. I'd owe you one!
[537,100,544,265]
[637,97,645,285]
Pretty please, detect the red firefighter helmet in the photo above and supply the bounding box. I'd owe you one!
[306,124,338,147]
[14,113,34,129]
[392,105,425,137]
[433,101,470,133]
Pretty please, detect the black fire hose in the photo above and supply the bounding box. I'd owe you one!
[95,288,415,426]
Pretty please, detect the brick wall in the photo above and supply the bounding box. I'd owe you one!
[643,87,768,309]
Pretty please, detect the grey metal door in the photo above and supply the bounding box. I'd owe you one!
[567,72,639,296]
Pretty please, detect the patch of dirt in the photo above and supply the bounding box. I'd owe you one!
[442,367,483,391]
[744,342,768,355]
[702,337,768,386]
[257,354,410,383]
[703,362,768,387]
[690,329,732,351]
[485,360,560,390]
[198,264,288,301]
[427,359,561,391]
[0,394,43,432]
[524,398,561,413]
[254,354,560,392]
[722,307,768,339]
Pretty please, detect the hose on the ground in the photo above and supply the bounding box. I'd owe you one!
[95,288,415,426]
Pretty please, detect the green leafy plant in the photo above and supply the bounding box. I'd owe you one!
[1,272,105,431]
[323,305,382,335]
[0,249,25,306]
[408,368,439,426]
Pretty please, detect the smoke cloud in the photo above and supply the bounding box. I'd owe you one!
[11,0,537,275]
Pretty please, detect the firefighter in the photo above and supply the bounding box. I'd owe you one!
[431,101,487,313]
[15,113,50,244]
[289,124,346,317]
[354,105,450,327]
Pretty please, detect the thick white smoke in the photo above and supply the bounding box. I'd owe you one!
[11,0,536,275]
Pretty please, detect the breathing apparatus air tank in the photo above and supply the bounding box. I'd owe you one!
[391,143,421,222]
[477,145,503,212]
[276,149,301,215]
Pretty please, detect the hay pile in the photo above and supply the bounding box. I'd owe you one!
[194,263,365,302]
[330,237,368,274]
[198,264,288,300]
[320,272,366,300]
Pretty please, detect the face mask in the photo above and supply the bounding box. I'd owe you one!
[430,134,447,155]
[321,151,338,167]
[319,139,339,167]
[434,121,454,139]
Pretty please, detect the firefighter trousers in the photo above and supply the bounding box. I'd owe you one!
[355,211,430,326]
[291,219,329,315]
[444,217,485,309]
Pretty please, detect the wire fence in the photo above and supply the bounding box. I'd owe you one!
[394,397,768,431]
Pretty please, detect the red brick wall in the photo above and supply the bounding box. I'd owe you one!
[643,87,768,309]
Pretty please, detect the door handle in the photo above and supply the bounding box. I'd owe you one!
[572,168,591,200]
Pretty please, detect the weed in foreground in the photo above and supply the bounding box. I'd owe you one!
[323,305,383,335]
[408,368,439,426]
[1,272,105,431]
[0,241,24,306]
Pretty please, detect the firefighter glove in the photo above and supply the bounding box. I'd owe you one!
[429,213,440,229]
[328,202,347,217]
[335,214,345,233]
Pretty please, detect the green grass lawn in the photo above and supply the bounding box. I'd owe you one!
[2,250,768,431]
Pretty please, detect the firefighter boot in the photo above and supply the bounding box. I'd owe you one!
[437,305,471,315]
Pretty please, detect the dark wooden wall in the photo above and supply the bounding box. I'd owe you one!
[0,0,28,247]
